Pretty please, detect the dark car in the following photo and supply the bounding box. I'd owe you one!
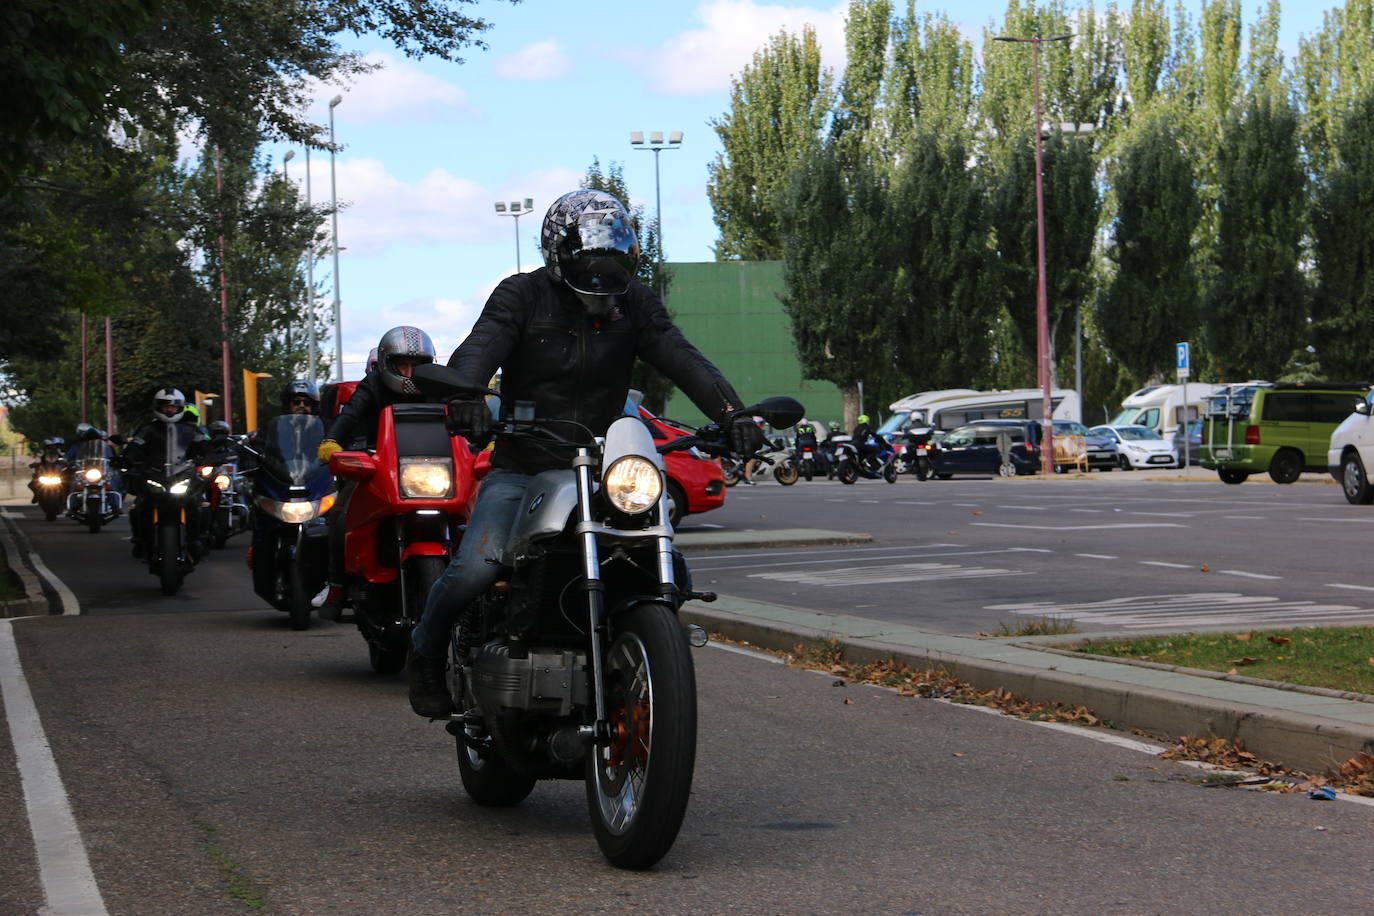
[1051,420,1118,472]
[925,420,1042,478]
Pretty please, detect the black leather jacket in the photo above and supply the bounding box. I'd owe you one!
[448,268,745,474]
[325,373,426,449]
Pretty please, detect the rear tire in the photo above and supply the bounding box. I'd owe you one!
[801,459,814,482]
[837,462,858,485]
[1268,449,1303,484]
[1342,452,1374,504]
[456,736,537,807]
[587,603,696,870]
[773,462,799,486]
[158,524,182,596]
[1218,468,1249,485]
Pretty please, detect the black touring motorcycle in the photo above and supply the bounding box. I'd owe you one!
[413,364,802,870]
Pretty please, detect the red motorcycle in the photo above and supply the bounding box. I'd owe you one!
[329,402,480,673]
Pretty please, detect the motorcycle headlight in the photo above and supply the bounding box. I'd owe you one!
[214,473,231,491]
[278,500,319,524]
[603,456,663,515]
[197,465,215,478]
[83,468,103,483]
[169,480,191,496]
[399,457,453,499]
[38,475,63,486]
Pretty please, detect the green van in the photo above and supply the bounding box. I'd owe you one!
[1201,382,1368,484]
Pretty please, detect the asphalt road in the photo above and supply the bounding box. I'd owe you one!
[689,474,1374,636]
[4,490,1374,914]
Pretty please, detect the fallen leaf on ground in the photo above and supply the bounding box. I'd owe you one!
[1235,633,1252,642]
[1200,564,1210,572]
[972,510,983,516]
[1267,636,1292,645]
[842,698,853,705]
[952,753,966,758]
[1230,657,1266,666]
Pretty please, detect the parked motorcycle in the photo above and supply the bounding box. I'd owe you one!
[413,364,803,869]
[834,433,898,485]
[328,401,480,673]
[125,425,217,596]
[29,445,69,522]
[243,415,336,630]
[892,428,935,481]
[65,430,123,532]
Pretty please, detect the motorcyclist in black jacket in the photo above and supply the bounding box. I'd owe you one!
[314,331,435,619]
[407,188,763,717]
[119,388,210,558]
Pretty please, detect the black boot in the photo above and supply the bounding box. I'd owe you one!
[408,650,455,719]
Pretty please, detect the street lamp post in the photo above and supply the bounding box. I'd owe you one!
[328,94,344,382]
[305,146,317,385]
[283,150,295,359]
[493,199,534,273]
[630,131,682,291]
[994,33,1072,474]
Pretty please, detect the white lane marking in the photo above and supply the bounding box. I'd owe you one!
[0,509,26,519]
[1130,511,1195,518]
[1076,554,1118,560]
[697,547,1044,574]
[1141,561,1193,569]
[1218,570,1281,580]
[705,641,784,663]
[26,553,79,616]
[0,621,108,915]
[751,561,1021,586]
[691,543,964,563]
[1328,583,1374,592]
[975,522,1186,531]
[1224,516,1265,520]
[1069,508,1103,513]
[987,592,1374,629]
[995,505,1048,511]
[1298,517,1374,524]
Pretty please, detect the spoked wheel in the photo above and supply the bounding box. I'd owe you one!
[773,462,799,485]
[158,524,182,596]
[998,461,1017,478]
[837,462,858,485]
[587,603,696,871]
[1342,452,1374,504]
[456,732,536,806]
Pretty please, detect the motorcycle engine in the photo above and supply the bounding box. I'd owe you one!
[469,642,588,717]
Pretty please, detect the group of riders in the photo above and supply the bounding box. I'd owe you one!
[25,187,772,719]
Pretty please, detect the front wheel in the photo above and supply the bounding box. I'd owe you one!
[1342,452,1374,504]
[837,461,858,485]
[287,549,312,631]
[882,461,898,484]
[1268,449,1303,484]
[773,462,799,486]
[720,458,742,487]
[158,524,182,596]
[1118,454,1132,471]
[86,504,103,533]
[587,603,696,870]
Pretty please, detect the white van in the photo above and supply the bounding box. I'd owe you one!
[879,388,1080,440]
[1110,383,1226,439]
[1326,388,1374,503]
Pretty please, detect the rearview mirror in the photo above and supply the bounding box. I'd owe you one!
[744,396,804,430]
[411,362,497,400]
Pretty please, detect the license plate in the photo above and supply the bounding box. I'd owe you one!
[1216,449,1233,459]
[1148,455,1169,463]
[915,448,928,456]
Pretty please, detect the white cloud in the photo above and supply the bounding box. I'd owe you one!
[322,160,579,258]
[493,40,571,79]
[641,0,850,95]
[307,52,472,124]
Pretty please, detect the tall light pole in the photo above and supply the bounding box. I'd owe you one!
[630,130,682,292]
[305,146,317,385]
[283,149,295,359]
[328,94,344,382]
[994,33,1072,473]
[214,146,234,429]
[493,199,534,273]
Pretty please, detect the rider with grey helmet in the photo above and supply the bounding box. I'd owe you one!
[314,327,437,619]
[408,188,762,718]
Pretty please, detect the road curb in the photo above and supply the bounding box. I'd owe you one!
[0,511,50,619]
[683,599,1374,775]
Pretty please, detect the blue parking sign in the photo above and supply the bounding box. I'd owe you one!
[1176,342,1190,378]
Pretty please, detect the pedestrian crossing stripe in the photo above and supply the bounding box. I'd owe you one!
[749,562,1019,587]
[985,592,1374,629]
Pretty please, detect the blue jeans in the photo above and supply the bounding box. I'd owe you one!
[412,470,530,658]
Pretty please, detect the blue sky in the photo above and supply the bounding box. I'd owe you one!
[275,0,1333,379]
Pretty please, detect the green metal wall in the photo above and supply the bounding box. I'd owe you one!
[660,261,843,426]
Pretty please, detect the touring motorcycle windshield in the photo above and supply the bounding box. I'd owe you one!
[265,414,330,487]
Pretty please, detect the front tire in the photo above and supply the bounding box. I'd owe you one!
[587,603,696,871]
[86,502,103,533]
[773,462,799,486]
[666,480,687,529]
[837,462,858,485]
[158,524,182,596]
[287,550,312,631]
[883,461,898,484]
[1118,454,1131,471]
[1268,449,1303,484]
[1342,452,1374,504]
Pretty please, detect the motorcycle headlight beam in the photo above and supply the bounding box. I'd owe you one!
[169,480,191,496]
[38,475,64,486]
[603,456,663,515]
[83,468,103,483]
[399,457,454,499]
[214,473,231,491]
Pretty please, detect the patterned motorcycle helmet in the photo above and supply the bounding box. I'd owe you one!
[153,387,187,423]
[365,347,379,376]
[375,326,436,397]
[280,378,320,410]
[540,189,640,311]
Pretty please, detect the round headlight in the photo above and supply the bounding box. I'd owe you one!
[603,456,663,515]
[83,467,103,483]
[214,473,231,491]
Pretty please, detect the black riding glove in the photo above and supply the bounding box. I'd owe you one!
[445,396,492,444]
[728,416,764,458]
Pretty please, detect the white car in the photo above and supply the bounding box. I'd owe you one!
[1328,390,1374,503]
[1089,424,1178,470]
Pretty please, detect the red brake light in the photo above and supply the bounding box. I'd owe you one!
[1244,425,1260,445]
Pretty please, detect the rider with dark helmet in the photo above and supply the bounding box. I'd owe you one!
[407,188,762,718]
[313,327,437,619]
[281,379,320,416]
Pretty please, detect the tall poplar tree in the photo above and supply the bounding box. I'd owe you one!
[707,26,833,260]
[1205,93,1306,381]
[1097,118,1200,383]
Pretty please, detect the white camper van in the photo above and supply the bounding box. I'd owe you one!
[1109,383,1226,439]
[879,388,1081,439]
